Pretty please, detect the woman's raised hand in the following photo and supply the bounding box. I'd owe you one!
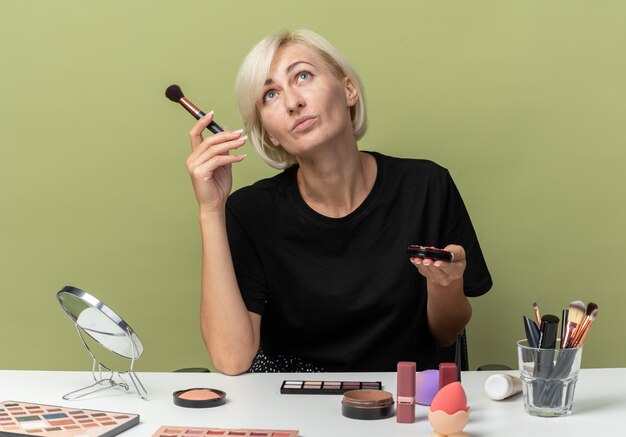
[410,244,467,287]
[186,112,247,212]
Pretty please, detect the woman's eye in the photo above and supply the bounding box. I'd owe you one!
[263,90,277,103]
[297,72,311,82]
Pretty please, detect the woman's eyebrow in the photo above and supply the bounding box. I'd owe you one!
[286,60,315,74]
[264,60,315,86]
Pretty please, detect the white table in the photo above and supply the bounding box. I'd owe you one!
[0,369,624,436]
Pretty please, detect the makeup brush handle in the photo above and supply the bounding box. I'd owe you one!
[569,318,590,348]
[179,98,224,133]
[191,109,223,133]
[200,115,224,134]
[523,316,540,348]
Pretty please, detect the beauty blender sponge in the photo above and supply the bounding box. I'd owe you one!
[428,382,470,436]
[430,381,467,414]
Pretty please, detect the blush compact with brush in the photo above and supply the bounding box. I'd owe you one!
[173,388,226,408]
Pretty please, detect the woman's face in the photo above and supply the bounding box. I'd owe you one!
[257,43,358,158]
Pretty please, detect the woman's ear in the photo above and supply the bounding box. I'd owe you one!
[344,77,358,107]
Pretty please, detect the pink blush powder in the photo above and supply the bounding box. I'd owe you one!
[178,389,221,401]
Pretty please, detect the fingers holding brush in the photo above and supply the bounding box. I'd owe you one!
[189,112,233,149]
[186,116,248,210]
[165,85,247,210]
[187,128,247,167]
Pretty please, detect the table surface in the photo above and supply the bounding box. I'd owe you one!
[0,368,624,436]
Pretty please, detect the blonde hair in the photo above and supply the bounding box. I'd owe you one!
[235,29,367,169]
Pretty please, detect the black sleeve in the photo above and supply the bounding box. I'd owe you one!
[439,169,493,297]
[225,199,268,315]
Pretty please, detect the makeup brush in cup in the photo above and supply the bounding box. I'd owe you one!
[563,300,586,348]
[523,316,540,348]
[165,84,223,134]
[532,302,542,328]
[559,308,569,348]
[570,303,599,348]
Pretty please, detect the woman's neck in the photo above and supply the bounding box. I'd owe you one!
[296,150,377,218]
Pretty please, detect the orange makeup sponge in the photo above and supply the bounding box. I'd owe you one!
[429,381,468,414]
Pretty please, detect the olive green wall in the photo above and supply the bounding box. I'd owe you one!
[1,0,624,372]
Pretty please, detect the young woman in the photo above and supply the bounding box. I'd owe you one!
[185,29,492,375]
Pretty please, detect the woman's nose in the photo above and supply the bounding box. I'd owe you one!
[284,89,306,114]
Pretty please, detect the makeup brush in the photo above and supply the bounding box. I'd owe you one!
[570,303,599,348]
[165,84,223,134]
[532,302,542,328]
[563,300,586,348]
[523,316,540,348]
[559,308,569,348]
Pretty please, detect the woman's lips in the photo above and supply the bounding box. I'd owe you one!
[292,116,317,132]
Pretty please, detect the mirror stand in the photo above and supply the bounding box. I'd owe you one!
[63,321,149,401]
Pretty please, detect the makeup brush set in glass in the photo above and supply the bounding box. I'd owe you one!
[519,300,599,416]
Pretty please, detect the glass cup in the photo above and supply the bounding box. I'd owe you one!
[516,339,583,417]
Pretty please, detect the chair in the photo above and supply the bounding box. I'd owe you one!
[435,330,469,371]
[435,330,511,371]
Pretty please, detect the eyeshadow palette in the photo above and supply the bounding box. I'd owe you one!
[0,401,139,437]
[152,426,298,436]
[280,380,382,394]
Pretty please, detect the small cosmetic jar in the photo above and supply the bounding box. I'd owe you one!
[341,389,395,420]
[173,388,226,408]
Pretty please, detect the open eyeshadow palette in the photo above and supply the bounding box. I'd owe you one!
[280,380,382,394]
[153,427,298,436]
[0,401,139,437]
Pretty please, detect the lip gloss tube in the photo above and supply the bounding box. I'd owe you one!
[439,362,459,389]
[396,361,416,423]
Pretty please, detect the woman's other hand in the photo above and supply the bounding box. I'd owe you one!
[410,244,466,287]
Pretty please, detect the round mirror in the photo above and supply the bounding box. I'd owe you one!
[57,286,143,360]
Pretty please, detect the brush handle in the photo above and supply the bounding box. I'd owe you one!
[569,317,591,348]
[197,112,224,134]
[523,316,540,348]
[539,346,581,407]
[559,309,569,348]
[179,98,224,134]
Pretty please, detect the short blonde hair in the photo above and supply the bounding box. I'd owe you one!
[235,29,368,169]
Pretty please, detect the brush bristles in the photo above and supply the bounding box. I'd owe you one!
[567,300,586,325]
[569,307,599,347]
[165,84,184,102]
[586,302,598,316]
[532,302,542,327]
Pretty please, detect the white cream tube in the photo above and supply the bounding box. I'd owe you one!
[484,374,523,400]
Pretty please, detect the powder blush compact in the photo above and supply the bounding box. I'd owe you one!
[173,388,226,408]
[341,389,395,420]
